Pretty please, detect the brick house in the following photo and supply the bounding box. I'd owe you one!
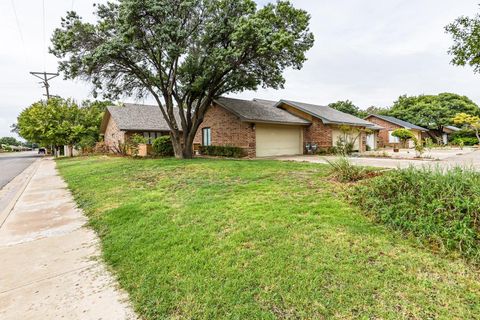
[100,98,380,157]
[100,103,181,151]
[193,97,379,157]
[364,114,428,148]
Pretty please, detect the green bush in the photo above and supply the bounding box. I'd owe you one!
[450,128,477,140]
[352,167,480,263]
[451,137,479,146]
[326,157,376,182]
[152,136,174,157]
[199,145,246,158]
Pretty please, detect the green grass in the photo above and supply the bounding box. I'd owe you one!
[57,156,480,319]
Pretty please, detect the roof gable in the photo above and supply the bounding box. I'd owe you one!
[366,114,428,131]
[277,100,375,127]
[103,103,181,132]
[214,97,310,125]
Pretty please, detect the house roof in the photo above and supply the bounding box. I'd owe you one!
[366,114,428,131]
[214,97,311,125]
[444,125,461,132]
[101,103,181,132]
[277,100,376,127]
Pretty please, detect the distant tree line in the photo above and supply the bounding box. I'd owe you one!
[328,93,480,135]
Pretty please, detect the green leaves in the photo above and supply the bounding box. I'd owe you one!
[16,98,107,148]
[388,93,480,130]
[446,10,480,73]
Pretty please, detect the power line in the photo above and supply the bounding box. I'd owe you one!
[42,0,46,70]
[10,0,27,64]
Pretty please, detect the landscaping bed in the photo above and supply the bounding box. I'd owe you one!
[57,156,480,319]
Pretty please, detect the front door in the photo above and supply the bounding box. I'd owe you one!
[366,133,375,150]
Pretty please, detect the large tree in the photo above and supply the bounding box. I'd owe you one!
[388,93,480,131]
[446,8,480,74]
[328,100,365,118]
[50,0,314,158]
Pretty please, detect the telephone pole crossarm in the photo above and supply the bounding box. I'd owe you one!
[30,71,59,100]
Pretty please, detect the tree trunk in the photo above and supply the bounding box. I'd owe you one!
[69,145,74,157]
[475,128,480,145]
[170,132,183,159]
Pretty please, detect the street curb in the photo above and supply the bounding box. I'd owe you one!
[0,159,42,229]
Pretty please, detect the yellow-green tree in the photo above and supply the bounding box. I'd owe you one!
[453,113,480,145]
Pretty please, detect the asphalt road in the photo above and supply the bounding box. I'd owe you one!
[0,151,41,190]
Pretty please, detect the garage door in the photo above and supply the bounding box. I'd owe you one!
[256,124,303,157]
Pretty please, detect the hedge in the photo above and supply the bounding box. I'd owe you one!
[199,145,246,158]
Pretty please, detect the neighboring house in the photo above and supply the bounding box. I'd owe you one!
[193,97,379,157]
[441,126,461,145]
[364,114,428,148]
[100,103,180,150]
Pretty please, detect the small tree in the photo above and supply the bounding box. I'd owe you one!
[335,125,362,155]
[391,128,415,148]
[453,113,480,145]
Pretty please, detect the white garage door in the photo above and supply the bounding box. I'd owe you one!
[256,124,303,157]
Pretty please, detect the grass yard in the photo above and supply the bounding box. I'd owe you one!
[57,156,480,319]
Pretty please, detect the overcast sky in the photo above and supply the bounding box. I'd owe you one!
[1,0,480,138]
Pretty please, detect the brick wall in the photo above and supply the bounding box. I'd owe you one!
[104,116,125,150]
[194,103,256,157]
[365,116,402,148]
[278,105,333,150]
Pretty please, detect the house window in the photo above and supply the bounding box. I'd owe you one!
[388,131,400,144]
[202,128,211,146]
[143,132,158,144]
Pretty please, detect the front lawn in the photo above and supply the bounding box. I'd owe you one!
[57,157,480,319]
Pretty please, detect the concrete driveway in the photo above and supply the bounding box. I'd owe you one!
[276,149,480,170]
[0,158,136,319]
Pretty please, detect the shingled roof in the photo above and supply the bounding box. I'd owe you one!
[101,103,181,132]
[214,97,311,125]
[367,114,428,131]
[277,100,376,127]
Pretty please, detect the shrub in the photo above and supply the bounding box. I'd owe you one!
[326,157,375,182]
[451,137,478,146]
[352,167,480,263]
[391,128,415,147]
[152,136,174,157]
[94,141,110,154]
[450,128,477,141]
[199,145,246,158]
[127,134,147,156]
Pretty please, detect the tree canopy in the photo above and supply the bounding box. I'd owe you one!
[328,100,367,118]
[388,93,480,131]
[446,8,480,74]
[16,98,107,154]
[453,112,480,144]
[50,0,314,158]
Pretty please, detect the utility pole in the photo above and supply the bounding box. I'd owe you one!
[30,71,59,100]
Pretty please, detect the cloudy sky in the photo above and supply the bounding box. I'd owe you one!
[1,0,480,138]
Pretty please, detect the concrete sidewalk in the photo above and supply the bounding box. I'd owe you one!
[0,158,136,319]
